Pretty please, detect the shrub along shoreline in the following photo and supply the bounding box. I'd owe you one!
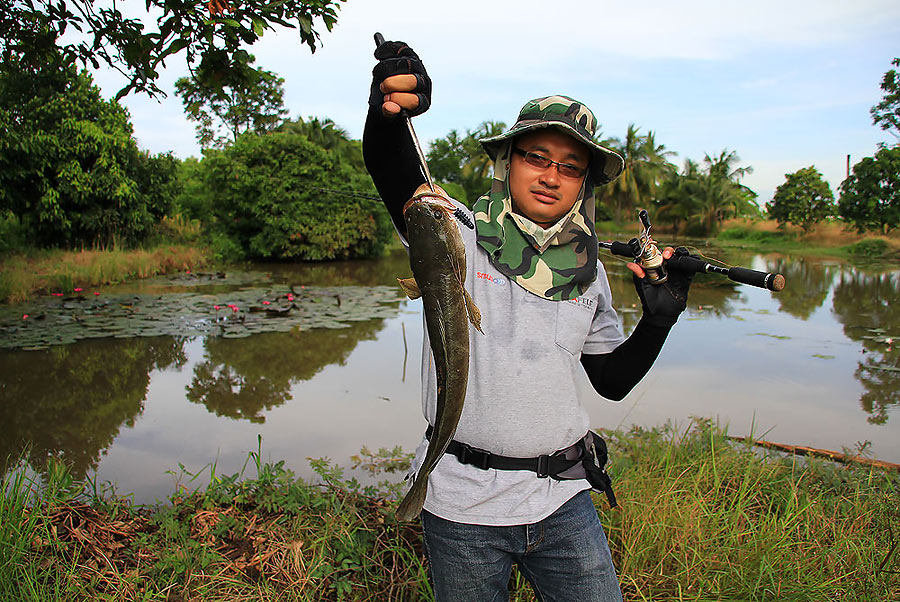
[2,421,897,601]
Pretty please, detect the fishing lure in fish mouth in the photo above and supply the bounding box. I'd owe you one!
[402,185,474,230]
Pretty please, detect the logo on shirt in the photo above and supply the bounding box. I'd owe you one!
[476,271,506,286]
[567,296,595,311]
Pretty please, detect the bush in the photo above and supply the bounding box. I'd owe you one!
[718,226,795,244]
[846,238,890,257]
[203,131,393,261]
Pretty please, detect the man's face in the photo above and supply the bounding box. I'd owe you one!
[508,128,589,229]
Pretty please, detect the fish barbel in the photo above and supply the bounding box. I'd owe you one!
[395,183,482,521]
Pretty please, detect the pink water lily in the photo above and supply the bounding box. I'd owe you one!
[262,301,271,305]
[22,314,28,320]
[94,292,100,296]
[74,287,82,292]
[214,305,221,311]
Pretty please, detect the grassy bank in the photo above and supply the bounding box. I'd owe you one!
[2,421,896,601]
[712,219,900,261]
[0,244,211,304]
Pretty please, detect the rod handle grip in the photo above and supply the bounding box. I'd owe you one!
[667,254,786,291]
[726,266,786,292]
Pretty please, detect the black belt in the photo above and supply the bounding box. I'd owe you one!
[424,425,617,507]
[425,425,582,478]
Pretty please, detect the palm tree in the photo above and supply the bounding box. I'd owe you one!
[654,151,758,236]
[655,159,703,236]
[598,124,677,221]
[693,150,757,235]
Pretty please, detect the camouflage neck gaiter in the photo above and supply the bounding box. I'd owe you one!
[472,141,598,301]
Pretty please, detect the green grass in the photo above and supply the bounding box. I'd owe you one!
[1,422,897,601]
[0,244,211,304]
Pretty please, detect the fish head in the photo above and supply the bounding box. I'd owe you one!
[403,185,458,235]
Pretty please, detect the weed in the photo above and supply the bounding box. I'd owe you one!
[2,423,898,600]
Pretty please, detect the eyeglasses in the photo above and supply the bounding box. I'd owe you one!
[512,147,587,179]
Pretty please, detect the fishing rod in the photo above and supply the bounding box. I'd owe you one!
[600,210,786,292]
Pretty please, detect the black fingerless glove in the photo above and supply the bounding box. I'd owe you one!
[633,247,694,328]
[368,40,432,117]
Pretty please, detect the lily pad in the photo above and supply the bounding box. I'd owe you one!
[0,279,407,351]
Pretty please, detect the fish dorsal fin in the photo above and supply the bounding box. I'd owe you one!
[463,288,483,334]
[397,277,421,300]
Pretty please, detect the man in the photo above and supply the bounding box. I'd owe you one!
[363,40,692,601]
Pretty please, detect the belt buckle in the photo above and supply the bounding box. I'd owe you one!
[455,442,492,470]
[536,454,550,478]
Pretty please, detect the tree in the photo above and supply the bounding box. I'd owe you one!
[0,54,178,247]
[654,159,704,235]
[0,0,344,99]
[652,151,758,236]
[203,129,393,260]
[175,53,287,148]
[767,166,835,232]
[871,57,900,142]
[693,150,758,235]
[427,121,505,205]
[599,124,677,221]
[839,146,900,234]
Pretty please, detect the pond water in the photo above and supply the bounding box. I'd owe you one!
[1,247,898,503]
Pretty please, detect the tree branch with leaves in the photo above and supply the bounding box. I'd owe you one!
[0,0,345,99]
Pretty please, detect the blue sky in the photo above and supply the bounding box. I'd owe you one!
[93,0,900,206]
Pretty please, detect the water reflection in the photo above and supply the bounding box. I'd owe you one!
[832,271,900,424]
[186,319,390,422]
[769,257,838,319]
[2,251,899,502]
[0,337,186,478]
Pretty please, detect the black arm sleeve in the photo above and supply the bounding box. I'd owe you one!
[362,106,425,238]
[580,317,673,401]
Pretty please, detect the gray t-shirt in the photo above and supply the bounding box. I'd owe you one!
[407,200,625,526]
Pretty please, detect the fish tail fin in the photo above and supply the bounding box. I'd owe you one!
[463,288,483,334]
[395,474,428,521]
[397,277,422,300]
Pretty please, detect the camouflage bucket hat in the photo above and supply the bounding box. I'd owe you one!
[480,95,625,185]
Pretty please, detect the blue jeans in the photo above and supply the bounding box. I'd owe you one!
[420,490,622,602]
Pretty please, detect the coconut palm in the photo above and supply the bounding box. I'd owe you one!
[654,151,758,236]
[598,124,677,221]
[695,150,757,234]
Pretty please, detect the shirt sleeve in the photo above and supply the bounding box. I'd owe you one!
[581,262,626,355]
